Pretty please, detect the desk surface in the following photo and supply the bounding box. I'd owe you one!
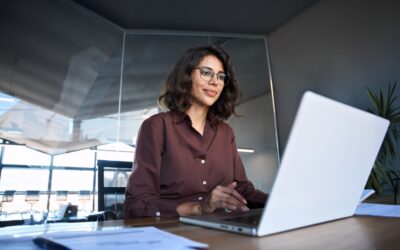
[1,215,400,249]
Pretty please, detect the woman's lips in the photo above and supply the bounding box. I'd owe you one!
[204,89,218,97]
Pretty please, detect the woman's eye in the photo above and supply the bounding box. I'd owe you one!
[202,70,213,76]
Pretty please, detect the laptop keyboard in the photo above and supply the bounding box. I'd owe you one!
[224,214,261,225]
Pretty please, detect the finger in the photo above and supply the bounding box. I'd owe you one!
[216,200,249,212]
[216,185,247,205]
[202,189,237,213]
[224,196,249,211]
[212,189,247,209]
[217,201,238,211]
[226,181,237,189]
[215,188,245,206]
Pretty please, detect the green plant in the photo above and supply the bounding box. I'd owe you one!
[366,82,400,204]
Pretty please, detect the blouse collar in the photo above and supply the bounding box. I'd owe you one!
[171,111,218,128]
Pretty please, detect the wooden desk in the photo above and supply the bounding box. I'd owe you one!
[120,216,400,250]
[1,215,400,249]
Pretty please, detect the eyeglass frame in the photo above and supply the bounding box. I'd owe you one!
[193,66,229,86]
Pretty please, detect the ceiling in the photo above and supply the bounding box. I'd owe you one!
[0,0,321,120]
[0,0,320,153]
[71,0,319,34]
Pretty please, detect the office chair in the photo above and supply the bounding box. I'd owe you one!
[56,190,68,204]
[86,210,117,222]
[78,190,91,214]
[54,190,68,217]
[1,190,16,218]
[25,190,40,213]
[24,190,40,224]
[97,160,131,220]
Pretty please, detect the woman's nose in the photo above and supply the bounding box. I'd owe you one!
[208,74,218,85]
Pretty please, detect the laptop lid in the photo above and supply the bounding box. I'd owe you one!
[180,91,389,237]
[257,91,388,236]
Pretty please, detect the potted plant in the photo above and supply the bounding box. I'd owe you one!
[366,82,400,204]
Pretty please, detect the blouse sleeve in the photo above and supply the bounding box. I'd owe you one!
[228,127,268,209]
[124,117,179,218]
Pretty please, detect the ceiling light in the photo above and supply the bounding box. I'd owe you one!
[237,148,255,153]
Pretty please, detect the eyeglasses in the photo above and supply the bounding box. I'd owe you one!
[194,67,228,86]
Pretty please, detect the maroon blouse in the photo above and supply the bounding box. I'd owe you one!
[124,111,267,218]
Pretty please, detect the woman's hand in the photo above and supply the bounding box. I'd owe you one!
[176,182,249,216]
[200,182,249,214]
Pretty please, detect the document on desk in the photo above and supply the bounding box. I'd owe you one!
[35,226,208,250]
[359,189,375,203]
[355,203,400,218]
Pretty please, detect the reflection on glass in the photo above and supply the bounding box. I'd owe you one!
[104,169,130,188]
[104,194,125,218]
[221,37,279,192]
[0,93,17,117]
[0,1,123,155]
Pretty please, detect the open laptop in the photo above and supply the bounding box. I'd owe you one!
[180,91,389,236]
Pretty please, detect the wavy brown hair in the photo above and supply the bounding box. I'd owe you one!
[158,45,241,122]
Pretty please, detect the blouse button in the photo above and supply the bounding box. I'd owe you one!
[198,196,203,201]
[200,159,206,164]
[156,211,161,217]
[202,180,207,185]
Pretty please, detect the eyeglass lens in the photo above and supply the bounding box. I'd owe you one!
[198,67,227,83]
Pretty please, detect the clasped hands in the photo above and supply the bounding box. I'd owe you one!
[177,182,249,216]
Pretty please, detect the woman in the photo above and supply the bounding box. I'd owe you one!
[124,45,267,218]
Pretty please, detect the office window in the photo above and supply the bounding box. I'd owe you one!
[2,145,51,166]
[0,168,49,213]
[96,143,134,162]
[53,149,95,168]
[51,170,94,191]
[0,168,49,191]
[97,151,133,162]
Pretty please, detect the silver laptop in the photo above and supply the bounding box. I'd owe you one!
[180,91,389,237]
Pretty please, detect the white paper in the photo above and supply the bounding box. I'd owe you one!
[43,226,208,250]
[359,189,375,203]
[355,203,400,218]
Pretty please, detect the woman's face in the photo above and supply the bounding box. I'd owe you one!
[190,55,225,109]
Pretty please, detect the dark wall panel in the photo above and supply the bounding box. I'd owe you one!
[268,0,400,150]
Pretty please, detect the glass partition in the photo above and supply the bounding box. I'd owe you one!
[0,0,279,216]
[120,33,279,192]
[0,1,123,155]
[0,0,123,216]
